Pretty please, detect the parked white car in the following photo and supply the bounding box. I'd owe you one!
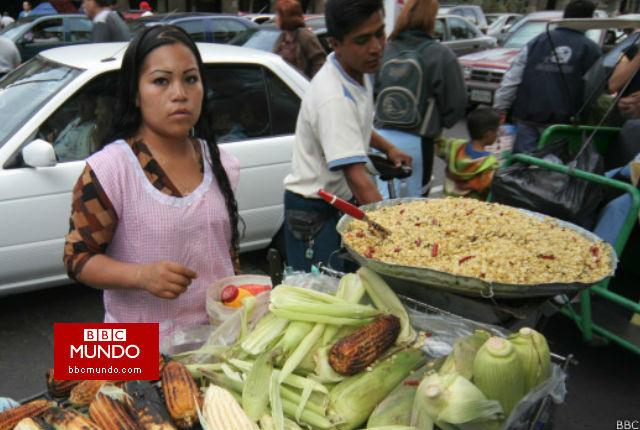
[0,42,309,296]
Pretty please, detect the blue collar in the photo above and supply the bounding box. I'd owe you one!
[465,142,491,159]
[330,53,367,89]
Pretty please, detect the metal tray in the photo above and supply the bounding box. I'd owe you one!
[336,198,617,299]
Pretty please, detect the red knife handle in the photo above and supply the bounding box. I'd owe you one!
[318,189,365,220]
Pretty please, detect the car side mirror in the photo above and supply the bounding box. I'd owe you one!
[22,139,57,167]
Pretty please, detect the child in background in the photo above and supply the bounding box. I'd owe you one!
[437,107,500,200]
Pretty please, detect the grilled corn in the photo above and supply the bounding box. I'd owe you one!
[46,369,80,398]
[0,399,56,430]
[125,381,177,430]
[69,380,107,407]
[161,361,200,429]
[329,314,400,375]
[13,417,54,430]
[89,392,141,430]
[42,407,102,430]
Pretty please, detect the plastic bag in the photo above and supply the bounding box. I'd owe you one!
[491,139,605,229]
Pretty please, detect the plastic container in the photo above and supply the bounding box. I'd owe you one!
[205,274,272,327]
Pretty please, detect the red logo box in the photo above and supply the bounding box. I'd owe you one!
[54,323,159,380]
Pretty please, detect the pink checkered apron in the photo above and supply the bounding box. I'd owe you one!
[87,139,239,339]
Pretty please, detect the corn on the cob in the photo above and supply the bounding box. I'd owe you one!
[125,381,177,430]
[46,369,81,398]
[42,407,102,430]
[161,361,200,429]
[0,399,56,430]
[89,392,141,430]
[13,417,55,430]
[329,314,401,375]
[201,385,258,430]
[69,380,107,407]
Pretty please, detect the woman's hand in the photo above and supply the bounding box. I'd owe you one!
[386,146,413,168]
[136,261,198,299]
[619,91,640,118]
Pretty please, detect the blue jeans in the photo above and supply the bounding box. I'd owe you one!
[513,121,543,154]
[283,190,344,272]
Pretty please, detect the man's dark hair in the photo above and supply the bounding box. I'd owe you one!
[563,0,596,18]
[325,0,383,41]
[467,107,500,140]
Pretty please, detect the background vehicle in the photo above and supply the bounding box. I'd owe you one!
[458,11,611,106]
[439,4,489,33]
[486,13,523,37]
[0,43,308,296]
[0,14,92,61]
[231,15,495,57]
[129,13,257,44]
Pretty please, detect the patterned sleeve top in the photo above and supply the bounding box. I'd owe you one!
[63,138,240,279]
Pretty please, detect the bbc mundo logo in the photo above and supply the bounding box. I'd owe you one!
[70,328,141,359]
[617,421,640,430]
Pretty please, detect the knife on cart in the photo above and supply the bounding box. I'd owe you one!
[317,189,390,238]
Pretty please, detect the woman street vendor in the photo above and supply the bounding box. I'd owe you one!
[63,25,240,339]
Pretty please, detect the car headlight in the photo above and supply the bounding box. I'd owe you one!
[462,66,472,80]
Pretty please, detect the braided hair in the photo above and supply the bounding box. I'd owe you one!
[100,25,241,255]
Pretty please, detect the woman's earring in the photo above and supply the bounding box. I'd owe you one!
[189,127,195,137]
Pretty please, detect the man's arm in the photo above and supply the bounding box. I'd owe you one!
[493,46,528,119]
[609,48,640,94]
[91,22,108,43]
[342,163,383,204]
[370,130,412,167]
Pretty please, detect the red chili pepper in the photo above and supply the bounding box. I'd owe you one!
[364,247,376,258]
[458,255,475,264]
[403,380,420,386]
[466,208,475,216]
[431,218,439,226]
[432,243,439,257]
[538,254,555,260]
[414,222,421,227]
[356,230,365,238]
[415,238,422,247]
[400,209,405,215]
[394,247,402,253]
[590,246,599,257]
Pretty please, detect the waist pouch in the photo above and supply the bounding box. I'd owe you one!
[286,209,332,242]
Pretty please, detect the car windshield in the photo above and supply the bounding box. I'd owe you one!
[0,21,27,40]
[0,58,81,148]
[231,28,280,51]
[503,20,602,49]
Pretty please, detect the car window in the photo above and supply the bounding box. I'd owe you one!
[434,18,445,42]
[461,9,478,26]
[205,65,271,143]
[38,73,119,162]
[25,18,64,43]
[0,58,81,152]
[265,70,300,135]
[176,20,206,42]
[449,17,476,40]
[503,21,546,49]
[235,29,280,51]
[212,19,250,44]
[67,18,93,42]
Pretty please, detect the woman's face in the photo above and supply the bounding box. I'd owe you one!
[136,43,203,140]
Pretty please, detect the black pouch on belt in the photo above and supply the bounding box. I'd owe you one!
[286,209,330,242]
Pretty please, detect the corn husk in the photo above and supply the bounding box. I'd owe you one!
[473,337,526,417]
[367,366,429,427]
[439,330,491,380]
[508,327,551,391]
[329,348,426,430]
[413,372,503,430]
[242,351,273,421]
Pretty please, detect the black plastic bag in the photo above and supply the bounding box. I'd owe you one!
[491,139,605,229]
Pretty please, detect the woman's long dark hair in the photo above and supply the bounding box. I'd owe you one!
[101,25,240,255]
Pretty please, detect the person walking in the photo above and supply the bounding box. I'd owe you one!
[63,26,241,340]
[273,0,326,79]
[18,1,32,19]
[283,0,412,272]
[82,0,131,42]
[493,0,602,153]
[374,0,466,197]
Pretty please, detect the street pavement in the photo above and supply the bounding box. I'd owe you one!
[0,120,638,427]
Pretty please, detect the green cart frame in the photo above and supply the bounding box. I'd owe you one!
[503,124,640,355]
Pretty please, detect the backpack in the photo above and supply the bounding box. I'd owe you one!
[275,30,305,73]
[375,39,437,135]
